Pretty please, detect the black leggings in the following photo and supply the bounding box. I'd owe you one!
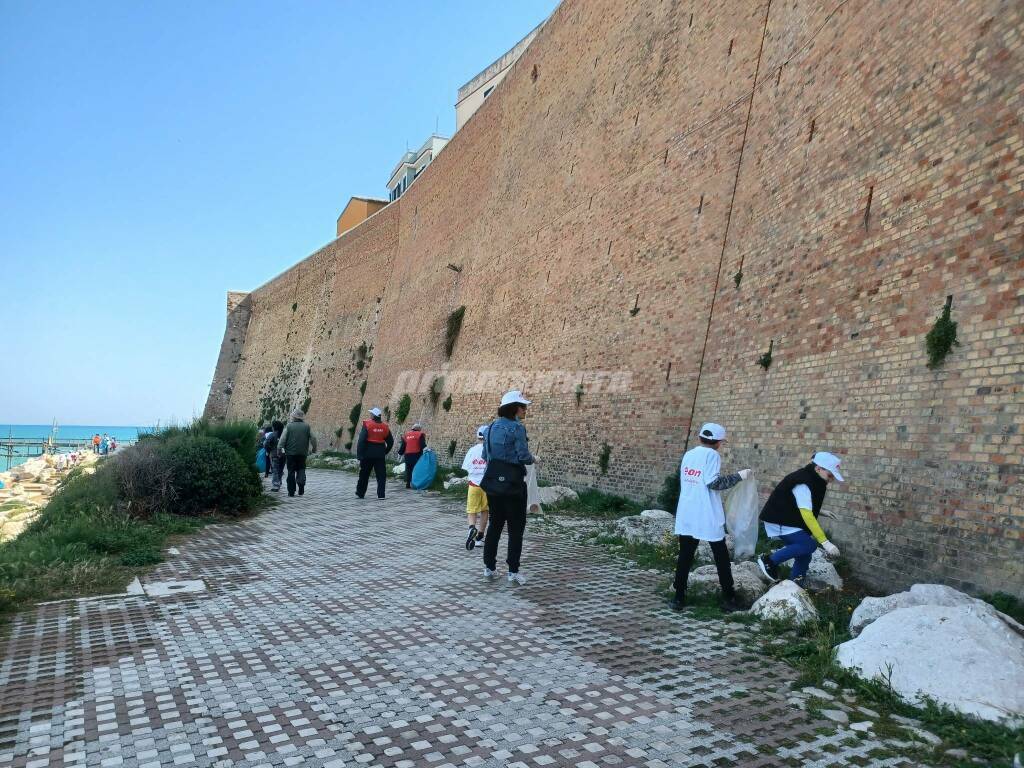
[673,535,734,600]
[483,488,527,572]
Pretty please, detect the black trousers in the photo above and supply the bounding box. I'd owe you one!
[357,457,387,498]
[483,487,527,573]
[403,452,420,488]
[673,535,735,600]
[285,455,307,496]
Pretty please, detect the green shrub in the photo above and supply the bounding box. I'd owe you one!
[158,435,261,517]
[657,473,680,513]
[396,394,412,424]
[157,419,259,469]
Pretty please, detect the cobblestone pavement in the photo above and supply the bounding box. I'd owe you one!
[2,469,926,767]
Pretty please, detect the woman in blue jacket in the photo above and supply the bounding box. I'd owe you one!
[481,390,533,585]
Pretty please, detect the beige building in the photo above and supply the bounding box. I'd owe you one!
[336,196,388,237]
[455,21,545,132]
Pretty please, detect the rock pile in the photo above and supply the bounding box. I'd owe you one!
[836,585,1024,725]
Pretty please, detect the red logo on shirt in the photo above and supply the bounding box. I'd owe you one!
[683,468,702,477]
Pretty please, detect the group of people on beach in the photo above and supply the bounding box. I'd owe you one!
[90,433,116,455]
[261,389,846,602]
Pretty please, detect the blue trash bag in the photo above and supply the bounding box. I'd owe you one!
[255,448,267,473]
[411,448,437,490]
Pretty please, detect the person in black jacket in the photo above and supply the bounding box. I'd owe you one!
[757,451,844,586]
[355,407,394,499]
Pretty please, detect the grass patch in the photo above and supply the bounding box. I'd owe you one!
[548,488,643,519]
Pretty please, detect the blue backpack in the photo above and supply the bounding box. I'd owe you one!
[411,448,437,490]
[255,448,267,473]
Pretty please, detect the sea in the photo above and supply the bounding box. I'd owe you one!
[1,424,152,470]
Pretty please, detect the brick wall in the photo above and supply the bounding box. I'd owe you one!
[205,0,1023,597]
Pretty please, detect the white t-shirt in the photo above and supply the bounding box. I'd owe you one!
[763,484,810,537]
[674,445,726,541]
[462,443,487,485]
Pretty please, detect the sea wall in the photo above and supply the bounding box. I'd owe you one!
[205,0,1023,597]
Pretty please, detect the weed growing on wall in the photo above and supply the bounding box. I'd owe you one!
[429,376,445,407]
[598,443,612,474]
[445,306,466,358]
[396,394,411,424]
[657,473,680,512]
[442,394,452,412]
[447,440,457,458]
[925,296,959,369]
[758,339,774,370]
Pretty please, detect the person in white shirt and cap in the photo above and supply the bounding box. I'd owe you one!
[757,451,844,586]
[670,422,753,612]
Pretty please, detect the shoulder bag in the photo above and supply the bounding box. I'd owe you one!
[479,420,526,497]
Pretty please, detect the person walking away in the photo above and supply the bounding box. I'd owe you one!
[279,409,317,497]
[481,390,533,585]
[398,424,427,489]
[100,434,110,456]
[264,420,284,492]
[92,434,100,454]
[259,425,273,477]
[356,407,393,499]
[670,422,752,612]
[461,425,489,550]
[757,452,844,587]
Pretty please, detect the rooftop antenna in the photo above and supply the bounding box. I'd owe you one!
[435,115,439,135]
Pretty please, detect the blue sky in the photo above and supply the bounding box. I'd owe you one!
[0,0,558,426]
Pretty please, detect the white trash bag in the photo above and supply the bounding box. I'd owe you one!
[724,478,759,559]
[526,464,543,515]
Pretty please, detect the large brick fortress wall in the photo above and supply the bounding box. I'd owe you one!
[205,0,1023,597]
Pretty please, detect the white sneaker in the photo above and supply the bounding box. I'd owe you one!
[484,567,496,579]
[507,572,526,586]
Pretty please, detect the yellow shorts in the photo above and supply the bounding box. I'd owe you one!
[466,485,489,516]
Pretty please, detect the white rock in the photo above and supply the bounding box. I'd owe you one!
[640,509,672,520]
[804,549,843,590]
[849,583,1013,637]
[689,560,767,604]
[613,514,673,546]
[392,463,406,476]
[537,486,578,505]
[443,476,469,490]
[750,580,819,625]
[835,604,1024,726]
[849,721,872,733]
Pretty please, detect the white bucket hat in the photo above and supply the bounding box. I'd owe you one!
[500,390,531,407]
[812,451,845,482]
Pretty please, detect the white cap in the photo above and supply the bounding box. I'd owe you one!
[476,425,488,438]
[698,422,726,441]
[500,390,531,407]
[812,451,844,482]
[412,423,422,430]
[368,407,382,417]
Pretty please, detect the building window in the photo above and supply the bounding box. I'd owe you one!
[483,85,495,99]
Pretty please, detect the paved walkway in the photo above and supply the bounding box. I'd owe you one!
[2,470,922,767]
